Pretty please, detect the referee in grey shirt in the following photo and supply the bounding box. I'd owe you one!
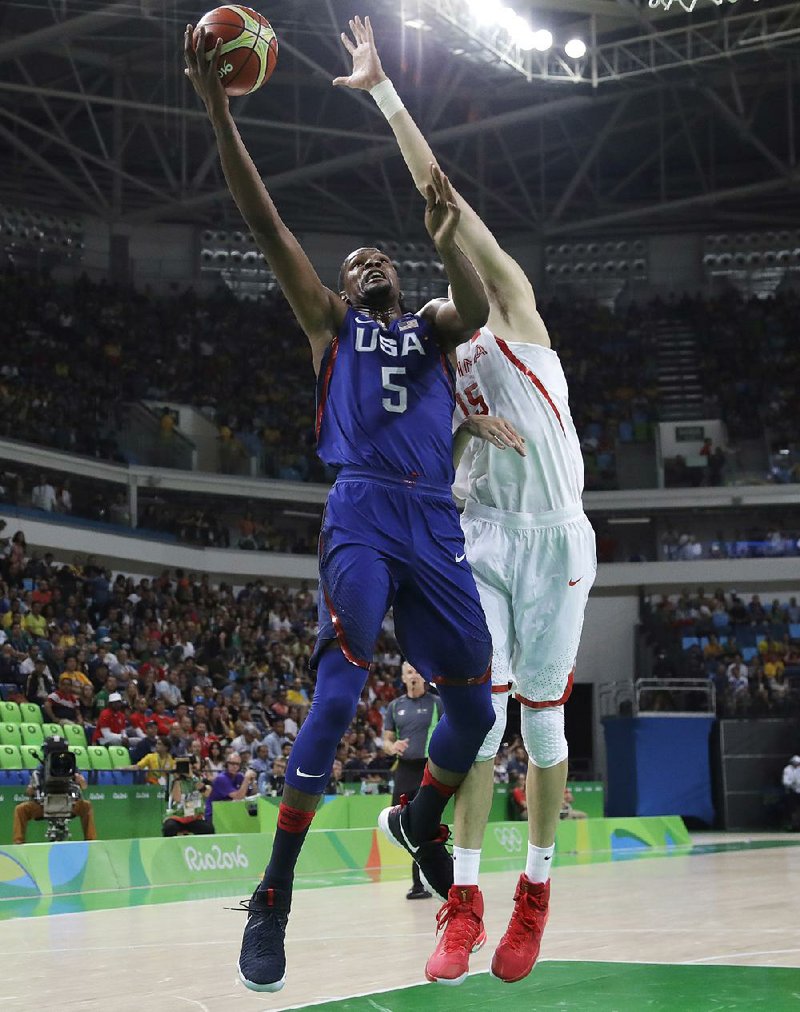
[384,661,443,899]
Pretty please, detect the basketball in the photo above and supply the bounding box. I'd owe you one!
[193,5,278,97]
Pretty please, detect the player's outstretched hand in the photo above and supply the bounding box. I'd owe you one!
[333,15,386,91]
[424,164,460,252]
[184,24,229,121]
[461,414,527,456]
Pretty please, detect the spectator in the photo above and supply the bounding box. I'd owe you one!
[162,759,214,837]
[782,754,800,831]
[92,692,130,746]
[31,474,57,512]
[43,675,82,725]
[126,736,176,787]
[205,752,257,822]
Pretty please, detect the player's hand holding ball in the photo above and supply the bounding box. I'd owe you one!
[184,6,278,117]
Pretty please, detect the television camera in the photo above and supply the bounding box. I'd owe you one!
[33,736,81,842]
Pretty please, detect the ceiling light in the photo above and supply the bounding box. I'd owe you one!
[565,38,587,59]
[403,18,428,29]
[532,29,553,52]
[468,0,503,25]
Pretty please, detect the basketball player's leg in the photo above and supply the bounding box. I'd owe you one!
[490,514,595,984]
[377,498,493,925]
[390,504,495,847]
[238,535,393,994]
[423,575,513,985]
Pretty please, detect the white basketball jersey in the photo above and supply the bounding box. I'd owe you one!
[453,328,584,514]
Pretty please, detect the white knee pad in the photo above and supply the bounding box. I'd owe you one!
[476,690,510,761]
[521,704,568,769]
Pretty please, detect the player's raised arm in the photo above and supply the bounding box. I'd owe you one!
[334,17,547,345]
[185,25,344,369]
[419,165,489,350]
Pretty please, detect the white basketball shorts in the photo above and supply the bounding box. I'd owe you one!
[461,499,596,706]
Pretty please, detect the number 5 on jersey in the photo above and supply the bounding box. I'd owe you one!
[382,366,407,413]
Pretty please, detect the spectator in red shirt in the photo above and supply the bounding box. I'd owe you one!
[92,692,130,746]
[150,696,176,736]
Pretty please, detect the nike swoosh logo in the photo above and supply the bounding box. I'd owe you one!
[568,577,582,586]
[296,768,326,778]
[455,553,466,563]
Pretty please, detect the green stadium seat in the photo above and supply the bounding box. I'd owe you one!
[68,745,89,770]
[19,745,42,769]
[0,701,21,723]
[0,744,22,769]
[62,723,87,748]
[87,745,114,771]
[108,745,131,769]
[0,723,22,746]
[19,703,42,724]
[42,722,64,739]
[20,723,44,746]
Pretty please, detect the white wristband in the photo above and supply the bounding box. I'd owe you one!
[369,78,405,121]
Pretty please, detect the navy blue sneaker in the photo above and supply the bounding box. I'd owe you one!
[235,885,291,993]
[378,799,454,900]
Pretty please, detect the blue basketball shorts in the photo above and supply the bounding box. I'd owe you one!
[311,468,492,684]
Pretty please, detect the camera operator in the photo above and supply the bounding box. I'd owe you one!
[12,736,97,844]
[162,756,214,837]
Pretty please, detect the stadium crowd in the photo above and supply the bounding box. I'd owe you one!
[642,589,800,718]
[3,271,799,493]
[0,527,524,799]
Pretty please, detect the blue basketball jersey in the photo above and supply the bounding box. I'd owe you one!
[315,306,456,485]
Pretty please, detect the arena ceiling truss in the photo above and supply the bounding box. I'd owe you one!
[1,0,799,241]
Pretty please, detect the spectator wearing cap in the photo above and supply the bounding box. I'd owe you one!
[92,691,130,746]
[782,755,800,831]
[43,675,82,725]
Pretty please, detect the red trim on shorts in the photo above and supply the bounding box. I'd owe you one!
[430,663,491,688]
[315,337,339,439]
[515,670,574,709]
[494,335,565,435]
[492,682,513,694]
[322,586,371,670]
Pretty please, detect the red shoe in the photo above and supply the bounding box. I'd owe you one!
[490,876,550,983]
[424,884,487,986]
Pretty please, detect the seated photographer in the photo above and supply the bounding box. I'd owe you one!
[12,736,97,844]
[123,735,175,786]
[162,756,214,837]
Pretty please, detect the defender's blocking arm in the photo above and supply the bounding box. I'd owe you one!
[185,26,344,369]
[334,17,546,343]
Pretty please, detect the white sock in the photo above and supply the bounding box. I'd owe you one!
[453,846,482,886]
[525,842,555,884]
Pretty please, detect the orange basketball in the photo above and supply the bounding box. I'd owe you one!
[193,6,278,97]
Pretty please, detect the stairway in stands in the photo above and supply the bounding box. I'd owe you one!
[654,319,705,421]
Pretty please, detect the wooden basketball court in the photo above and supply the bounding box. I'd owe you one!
[0,832,797,1011]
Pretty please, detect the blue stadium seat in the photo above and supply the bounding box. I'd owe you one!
[0,770,26,786]
[741,646,758,662]
[95,770,117,785]
[114,771,134,785]
[712,612,730,630]
[789,623,800,641]
[681,636,700,651]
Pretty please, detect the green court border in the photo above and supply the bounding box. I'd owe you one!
[276,962,800,1012]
